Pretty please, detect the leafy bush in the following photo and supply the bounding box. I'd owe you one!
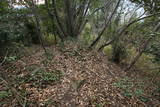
[103,46,158,72]
[103,43,127,63]
[24,20,39,45]
[43,33,57,46]
[80,23,95,45]
[0,42,27,63]
[125,47,158,72]
[103,45,113,59]
[146,42,160,64]
[112,42,127,63]
[24,67,63,88]
[0,4,32,47]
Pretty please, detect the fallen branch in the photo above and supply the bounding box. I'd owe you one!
[0,75,28,106]
[139,66,160,71]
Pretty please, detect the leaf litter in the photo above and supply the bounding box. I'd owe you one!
[0,43,160,107]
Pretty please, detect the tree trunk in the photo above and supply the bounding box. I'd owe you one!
[52,0,68,38]
[125,21,160,71]
[88,0,121,49]
[30,1,47,53]
[98,12,160,51]
[44,0,63,42]
[125,38,151,71]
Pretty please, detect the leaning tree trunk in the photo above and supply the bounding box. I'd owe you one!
[98,12,160,51]
[88,0,121,49]
[125,22,160,71]
[125,38,151,71]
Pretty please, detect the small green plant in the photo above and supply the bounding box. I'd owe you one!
[135,89,144,97]
[113,78,150,102]
[113,79,133,98]
[6,56,17,62]
[94,103,103,107]
[114,80,133,98]
[89,96,106,107]
[43,33,57,46]
[152,87,160,100]
[40,70,63,82]
[113,78,133,90]
[0,91,12,99]
[44,99,60,107]
[25,64,40,71]
[43,51,54,60]
[27,69,63,87]
[57,41,65,48]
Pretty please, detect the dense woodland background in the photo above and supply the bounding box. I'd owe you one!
[0,0,160,106]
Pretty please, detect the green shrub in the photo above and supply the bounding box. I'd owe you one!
[125,47,158,72]
[43,33,57,46]
[80,23,95,45]
[103,43,127,63]
[146,42,160,64]
[135,54,156,70]
[112,42,127,63]
[81,34,95,46]
[103,46,158,72]
[24,21,39,44]
[103,45,113,59]
[25,68,63,88]
[124,47,137,63]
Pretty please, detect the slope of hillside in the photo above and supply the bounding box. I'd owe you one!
[0,43,159,106]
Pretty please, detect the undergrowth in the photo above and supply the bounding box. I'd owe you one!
[113,77,159,103]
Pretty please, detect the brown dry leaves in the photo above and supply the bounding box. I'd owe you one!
[0,43,159,107]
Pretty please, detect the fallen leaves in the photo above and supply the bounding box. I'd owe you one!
[0,43,160,106]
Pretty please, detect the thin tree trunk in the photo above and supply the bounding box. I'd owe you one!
[52,0,68,37]
[125,38,151,71]
[74,0,90,37]
[88,0,121,49]
[98,12,160,51]
[125,21,160,71]
[44,0,63,42]
[34,11,47,53]
[31,1,47,53]
[20,0,47,52]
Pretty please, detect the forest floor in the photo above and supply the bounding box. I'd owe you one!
[0,42,160,107]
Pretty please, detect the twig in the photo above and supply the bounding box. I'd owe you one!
[139,67,160,71]
[0,50,8,66]
[151,70,160,83]
[0,75,28,106]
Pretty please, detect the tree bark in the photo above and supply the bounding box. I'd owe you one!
[98,12,160,51]
[125,38,151,71]
[88,0,121,49]
[52,0,68,37]
[28,0,47,52]
[44,0,63,42]
[125,20,160,71]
